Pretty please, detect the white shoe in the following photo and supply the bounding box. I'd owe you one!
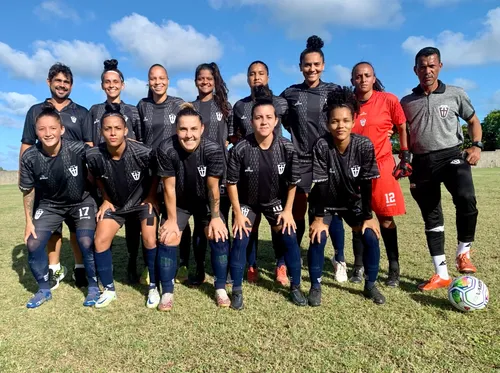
[95,289,117,308]
[332,260,348,283]
[146,288,160,309]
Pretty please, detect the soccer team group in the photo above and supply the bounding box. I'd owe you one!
[18,35,484,311]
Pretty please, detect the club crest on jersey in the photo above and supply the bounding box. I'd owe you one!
[360,118,367,127]
[70,116,77,123]
[169,114,176,124]
[216,112,223,121]
[68,165,78,177]
[34,209,44,220]
[438,105,449,119]
[272,204,283,214]
[131,171,141,181]
[241,206,250,217]
[351,165,360,178]
[197,165,207,177]
[277,162,286,175]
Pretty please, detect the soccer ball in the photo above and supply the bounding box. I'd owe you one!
[448,276,489,312]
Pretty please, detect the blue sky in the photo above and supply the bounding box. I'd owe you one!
[1,0,499,170]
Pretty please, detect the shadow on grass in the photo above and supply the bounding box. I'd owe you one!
[410,293,454,310]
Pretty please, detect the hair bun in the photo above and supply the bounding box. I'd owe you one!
[179,102,195,111]
[40,101,56,111]
[104,102,121,113]
[103,59,118,71]
[306,35,324,50]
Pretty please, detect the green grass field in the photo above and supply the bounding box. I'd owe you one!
[0,169,499,372]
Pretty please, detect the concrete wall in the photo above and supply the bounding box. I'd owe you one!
[0,171,18,185]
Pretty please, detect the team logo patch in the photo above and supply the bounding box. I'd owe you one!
[131,171,141,181]
[71,116,77,123]
[216,112,223,121]
[68,165,78,177]
[351,165,360,177]
[197,165,207,177]
[277,162,286,175]
[438,105,449,119]
[34,209,44,220]
[360,119,366,127]
[241,206,250,217]
[272,204,283,214]
[169,113,176,124]
[450,159,462,165]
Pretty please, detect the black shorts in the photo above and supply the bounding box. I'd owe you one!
[409,146,468,185]
[296,159,313,194]
[309,207,363,229]
[238,199,285,228]
[33,196,97,233]
[161,204,216,232]
[103,204,157,228]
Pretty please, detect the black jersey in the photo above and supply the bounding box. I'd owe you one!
[227,134,300,206]
[191,98,232,151]
[156,136,224,208]
[21,99,90,145]
[85,101,139,145]
[19,140,90,207]
[232,95,288,138]
[136,96,184,149]
[86,139,156,211]
[280,81,340,159]
[310,134,379,211]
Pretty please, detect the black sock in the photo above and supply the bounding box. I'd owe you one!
[352,231,364,268]
[179,225,191,267]
[381,227,399,271]
[296,219,306,247]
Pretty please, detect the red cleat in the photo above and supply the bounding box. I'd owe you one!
[418,274,452,291]
[456,253,477,274]
[247,266,259,283]
[275,265,289,286]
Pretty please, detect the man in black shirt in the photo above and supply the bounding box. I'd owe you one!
[19,105,99,308]
[156,103,230,311]
[227,98,306,310]
[19,63,91,289]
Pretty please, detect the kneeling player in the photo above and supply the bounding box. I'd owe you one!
[19,103,98,308]
[86,104,159,309]
[308,87,386,306]
[156,103,230,311]
[226,98,306,310]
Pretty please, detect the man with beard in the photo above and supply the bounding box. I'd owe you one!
[19,63,91,290]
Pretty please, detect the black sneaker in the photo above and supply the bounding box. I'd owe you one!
[189,266,206,287]
[363,284,386,305]
[49,266,67,290]
[290,286,307,306]
[385,268,400,288]
[127,259,139,284]
[230,290,244,310]
[308,287,322,307]
[349,266,364,284]
[73,267,88,288]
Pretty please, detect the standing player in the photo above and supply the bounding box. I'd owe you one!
[19,103,99,308]
[85,59,143,284]
[400,47,482,291]
[347,62,409,287]
[19,63,91,290]
[231,60,290,285]
[86,104,159,308]
[280,36,346,282]
[227,98,306,310]
[186,62,232,286]
[156,103,230,311]
[308,87,385,306]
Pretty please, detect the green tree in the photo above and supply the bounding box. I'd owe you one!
[482,110,500,150]
[462,124,472,149]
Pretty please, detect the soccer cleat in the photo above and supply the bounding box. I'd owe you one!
[247,266,259,283]
[215,289,231,308]
[230,291,244,310]
[83,287,100,307]
[418,274,452,291]
[49,266,68,290]
[290,286,308,306]
[385,268,400,288]
[363,284,386,305]
[158,293,174,311]
[333,260,348,283]
[94,289,117,308]
[72,267,89,288]
[456,254,477,274]
[275,264,289,286]
[139,267,150,286]
[146,288,161,309]
[349,266,364,284]
[308,287,322,307]
[26,290,52,308]
[175,265,189,284]
[189,266,206,287]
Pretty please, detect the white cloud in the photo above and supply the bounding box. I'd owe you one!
[34,1,80,22]
[169,78,198,101]
[402,7,500,67]
[208,0,404,39]
[332,64,351,86]
[0,92,38,116]
[122,78,149,102]
[451,78,477,91]
[278,61,300,75]
[228,73,248,90]
[0,115,23,129]
[108,13,223,72]
[423,0,464,7]
[491,90,500,108]
[116,77,198,102]
[0,40,110,81]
